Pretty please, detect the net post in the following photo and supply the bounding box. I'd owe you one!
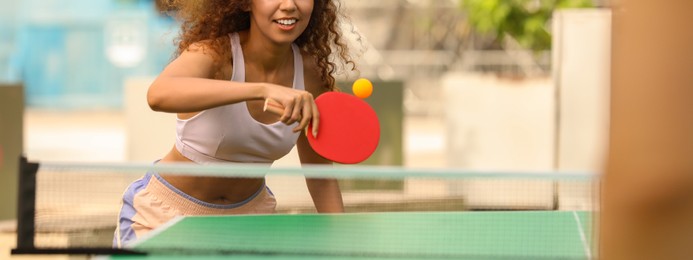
[14,155,38,251]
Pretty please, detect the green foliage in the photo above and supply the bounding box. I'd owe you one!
[461,0,593,51]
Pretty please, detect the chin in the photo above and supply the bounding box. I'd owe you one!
[270,33,303,45]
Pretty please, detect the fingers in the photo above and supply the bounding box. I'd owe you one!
[279,97,294,124]
[310,100,319,138]
[288,96,303,125]
[294,95,314,133]
[265,88,317,134]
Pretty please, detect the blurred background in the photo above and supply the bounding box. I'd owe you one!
[1,0,613,256]
[0,0,609,165]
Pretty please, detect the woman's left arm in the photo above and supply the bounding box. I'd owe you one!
[296,52,344,213]
[297,135,344,213]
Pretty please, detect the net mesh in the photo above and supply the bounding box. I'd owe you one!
[25,162,599,258]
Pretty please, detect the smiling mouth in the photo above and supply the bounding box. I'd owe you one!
[274,18,298,26]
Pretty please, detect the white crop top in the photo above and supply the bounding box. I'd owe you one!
[174,32,303,164]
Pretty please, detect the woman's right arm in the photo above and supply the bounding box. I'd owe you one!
[147,43,265,113]
[147,42,317,130]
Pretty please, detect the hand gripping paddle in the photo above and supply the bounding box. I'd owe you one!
[264,91,380,164]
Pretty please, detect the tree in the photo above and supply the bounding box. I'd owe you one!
[461,0,593,52]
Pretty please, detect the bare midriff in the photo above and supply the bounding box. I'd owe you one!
[157,146,265,205]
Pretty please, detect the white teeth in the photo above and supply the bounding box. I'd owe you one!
[276,19,297,25]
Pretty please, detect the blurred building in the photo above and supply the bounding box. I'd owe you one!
[1,0,176,109]
[2,0,575,113]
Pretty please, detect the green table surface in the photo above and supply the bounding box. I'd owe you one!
[109,211,593,259]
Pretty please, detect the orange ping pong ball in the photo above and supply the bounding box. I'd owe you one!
[352,78,373,99]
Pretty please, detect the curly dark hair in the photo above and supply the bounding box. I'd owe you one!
[165,0,355,91]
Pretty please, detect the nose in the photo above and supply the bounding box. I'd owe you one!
[279,0,297,12]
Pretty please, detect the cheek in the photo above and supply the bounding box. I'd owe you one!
[249,1,271,19]
[299,0,314,13]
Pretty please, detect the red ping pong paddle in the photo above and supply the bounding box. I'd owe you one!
[264,92,380,164]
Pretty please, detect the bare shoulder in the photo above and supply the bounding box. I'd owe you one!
[182,38,232,62]
[300,51,329,97]
[166,37,232,79]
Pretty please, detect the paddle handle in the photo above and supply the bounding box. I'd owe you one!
[263,98,285,116]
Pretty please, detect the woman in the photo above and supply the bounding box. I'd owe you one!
[114,0,354,247]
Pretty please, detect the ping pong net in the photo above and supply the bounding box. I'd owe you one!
[12,156,600,259]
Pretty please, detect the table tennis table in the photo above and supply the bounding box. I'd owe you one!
[107,211,594,259]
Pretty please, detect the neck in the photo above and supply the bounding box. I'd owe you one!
[240,30,293,74]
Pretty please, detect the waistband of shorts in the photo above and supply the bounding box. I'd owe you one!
[143,170,268,214]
